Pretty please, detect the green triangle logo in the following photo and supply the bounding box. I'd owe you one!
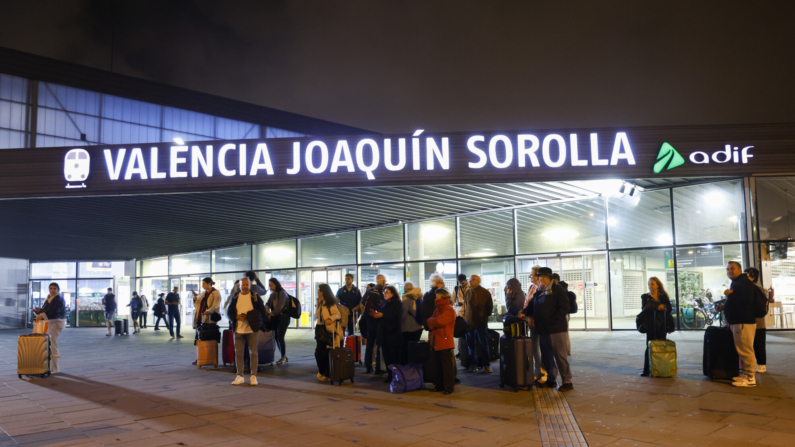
[653,142,686,173]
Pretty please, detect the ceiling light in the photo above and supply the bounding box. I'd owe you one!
[608,217,618,226]
[422,225,450,238]
[173,137,185,145]
[772,216,783,223]
[656,234,673,245]
[688,251,694,254]
[588,213,595,217]
[468,252,498,257]
[542,229,580,240]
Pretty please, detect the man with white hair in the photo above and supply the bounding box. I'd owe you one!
[421,273,446,330]
[464,275,494,373]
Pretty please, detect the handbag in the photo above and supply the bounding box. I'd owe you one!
[665,312,676,333]
[314,324,333,346]
[636,311,648,334]
[454,316,471,338]
[210,312,222,323]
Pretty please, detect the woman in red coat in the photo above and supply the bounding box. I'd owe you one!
[427,288,456,394]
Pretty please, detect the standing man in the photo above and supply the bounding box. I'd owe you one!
[363,274,386,374]
[520,267,572,391]
[101,287,116,337]
[716,262,757,387]
[165,286,184,339]
[552,274,574,356]
[336,273,362,335]
[464,275,494,374]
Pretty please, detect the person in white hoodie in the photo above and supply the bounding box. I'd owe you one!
[400,281,424,364]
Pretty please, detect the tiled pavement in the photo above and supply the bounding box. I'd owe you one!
[0,328,794,447]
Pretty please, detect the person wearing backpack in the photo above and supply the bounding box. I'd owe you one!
[266,277,291,366]
[400,281,424,365]
[227,277,269,386]
[363,275,386,374]
[427,288,456,395]
[152,293,169,331]
[745,267,774,374]
[716,261,758,387]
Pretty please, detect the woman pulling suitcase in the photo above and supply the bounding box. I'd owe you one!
[32,283,67,374]
[639,277,672,377]
[315,284,342,382]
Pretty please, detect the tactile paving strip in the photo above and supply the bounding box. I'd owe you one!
[532,386,588,447]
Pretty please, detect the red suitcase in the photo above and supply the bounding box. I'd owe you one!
[222,329,236,365]
[344,335,362,364]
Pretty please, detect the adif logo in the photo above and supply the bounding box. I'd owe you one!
[689,145,754,165]
[653,142,685,173]
[64,148,90,189]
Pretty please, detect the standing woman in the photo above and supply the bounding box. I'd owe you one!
[33,283,66,374]
[139,294,149,329]
[374,285,404,383]
[745,267,774,373]
[315,283,342,382]
[400,281,424,365]
[127,292,143,334]
[363,280,385,374]
[192,278,221,364]
[525,266,546,383]
[267,278,291,366]
[640,277,672,377]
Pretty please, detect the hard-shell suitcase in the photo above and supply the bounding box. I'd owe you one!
[18,334,51,378]
[114,319,124,336]
[499,331,533,391]
[488,329,500,362]
[222,329,236,365]
[344,335,362,364]
[329,321,355,385]
[197,340,218,369]
[256,329,275,366]
[703,326,739,380]
[649,339,677,377]
[122,317,129,335]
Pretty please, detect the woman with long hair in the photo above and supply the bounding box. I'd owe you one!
[315,283,342,381]
[374,284,404,383]
[267,277,291,365]
[400,281,424,365]
[640,277,673,377]
[33,283,66,374]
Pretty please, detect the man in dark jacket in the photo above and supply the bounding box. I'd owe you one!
[102,288,117,337]
[362,275,386,374]
[717,261,757,387]
[336,273,362,335]
[520,267,572,391]
[226,277,269,386]
[463,275,494,374]
[153,293,169,331]
[422,273,446,331]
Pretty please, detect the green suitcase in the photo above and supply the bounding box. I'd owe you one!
[648,339,677,378]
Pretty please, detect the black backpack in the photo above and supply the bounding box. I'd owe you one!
[567,291,578,314]
[751,286,768,319]
[286,293,301,319]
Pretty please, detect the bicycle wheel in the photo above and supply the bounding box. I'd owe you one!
[692,309,708,329]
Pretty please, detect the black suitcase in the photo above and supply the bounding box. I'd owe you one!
[114,319,124,336]
[703,326,739,380]
[458,337,469,367]
[122,318,129,335]
[328,321,354,385]
[407,341,430,365]
[499,335,533,391]
[488,329,500,362]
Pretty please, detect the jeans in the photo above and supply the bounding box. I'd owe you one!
[168,311,181,336]
[272,315,290,358]
[754,328,766,366]
[466,327,491,368]
[154,315,169,330]
[139,312,147,328]
[364,317,382,371]
[315,339,330,377]
[401,330,423,365]
[235,332,258,376]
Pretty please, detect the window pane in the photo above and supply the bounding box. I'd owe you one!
[460,211,515,258]
[298,232,355,267]
[673,180,745,245]
[30,279,75,328]
[760,242,795,325]
[212,246,251,273]
[253,240,296,270]
[756,177,795,241]
[77,278,114,326]
[517,198,607,254]
[407,219,456,261]
[459,257,515,325]
[359,225,404,264]
[608,189,673,249]
[358,263,405,293]
[675,244,746,330]
[609,248,674,329]
[0,257,27,329]
[30,262,76,279]
[170,251,211,275]
[141,257,168,277]
[77,261,126,278]
[406,261,457,294]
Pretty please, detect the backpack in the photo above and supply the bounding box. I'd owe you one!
[336,304,350,327]
[286,293,301,319]
[752,286,768,319]
[568,291,578,314]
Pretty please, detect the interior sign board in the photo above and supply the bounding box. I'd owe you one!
[664,247,725,269]
[0,123,792,199]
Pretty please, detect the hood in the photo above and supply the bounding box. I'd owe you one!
[403,288,422,300]
[435,296,451,309]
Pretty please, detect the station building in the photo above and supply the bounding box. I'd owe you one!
[1,46,794,333]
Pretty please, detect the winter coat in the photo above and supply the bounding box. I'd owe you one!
[427,296,456,351]
[464,285,494,329]
[505,278,526,316]
[639,293,672,339]
[128,296,143,311]
[194,289,221,327]
[153,298,166,316]
[227,292,269,333]
[376,296,404,346]
[421,286,439,330]
[724,274,756,325]
[40,294,66,321]
[401,288,424,333]
[337,285,363,311]
[317,303,343,348]
[266,290,290,317]
[522,282,569,334]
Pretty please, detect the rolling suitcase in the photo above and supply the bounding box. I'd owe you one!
[197,340,218,369]
[488,329,500,362]
[122,317,129,335]
[648,312,677,378]
[407,340,431,365]
[114,319,124,336]
[499,322,533,391]
[703,326,739,380]
[256,329,275,366]
[222,329,236,365]
[344,335,362,364]
[18,334,51,378]
[329,321,355,385]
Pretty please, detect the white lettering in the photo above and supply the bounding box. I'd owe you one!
[356,139,380,180]
[467,136,487,169]
[690,151,709,164]
[488,135,513,169]
[426,137,449,170]
[287,142,301,175]
[330,140,355,173]
[239,144,247,176]
[250,143,274,176]
[712,144,732,163]
[609,132,636,165]
[570,134,588,166]
[124,148,148,180]
[191,145,213,178]
[384,139,406,171]
[741,146,754,164]
[150,147,166,179]
[305,141,329,174]
[412,137,421,170]
[104,149,126,180]
[542,134,567,168]
[517,135,540,167]
[218,144,236,176]
[170,146,188,178]
[590,133,608,166]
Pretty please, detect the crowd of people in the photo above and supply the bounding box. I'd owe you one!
[29,261,774,391]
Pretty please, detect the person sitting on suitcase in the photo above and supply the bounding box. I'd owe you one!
[315,284,343,382]
[639,277,673,377]
[519,267,572,391]
[427,288,456,395]
[227,277,269,386]
[716,261,758,388]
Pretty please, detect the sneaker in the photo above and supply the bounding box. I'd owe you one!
[467,365,478,373]
[557,383,574,392]
[441,390,453,395]
[536,375,548,384]
[232,375,245,386]
[731,376,743,382]
[154,328,160,331]
[732,375,756,387]
[317,373,323,381]
[757,365,767,373]
[319,375,330,382]
[170,335,175,339]
[176,335,184,339]
[250,376,258,386]
[106,333,112,337]
[481,366,493,374]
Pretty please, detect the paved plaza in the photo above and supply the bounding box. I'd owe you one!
[1,327,794,447]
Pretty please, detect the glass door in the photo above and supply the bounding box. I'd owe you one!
[174,276,201,326]
[297,270,314,328]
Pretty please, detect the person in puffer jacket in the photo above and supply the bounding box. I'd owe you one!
[401,282,424,365]
[427,288,456,395]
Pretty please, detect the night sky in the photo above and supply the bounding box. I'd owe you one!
[1,1,793,134]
